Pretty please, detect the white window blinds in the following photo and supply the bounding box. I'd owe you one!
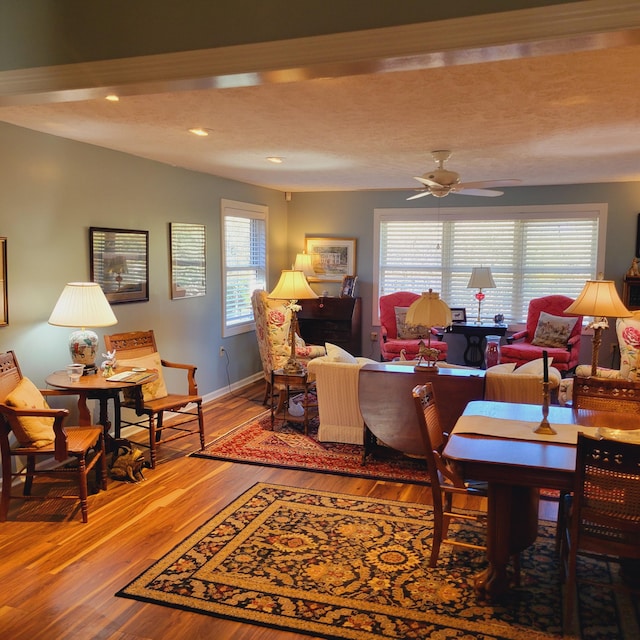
[221,199,267,336]
[375,204,605,324]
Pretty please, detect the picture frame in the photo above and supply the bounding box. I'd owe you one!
[305,237,356,282]
[450,307,467,323]
[340,275,357,298]
[90,227,149,304]
[0,237,7,326]
[170,222,206,299]
[623,276,640,311]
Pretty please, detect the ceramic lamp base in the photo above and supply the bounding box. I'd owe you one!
[69,328,99,374]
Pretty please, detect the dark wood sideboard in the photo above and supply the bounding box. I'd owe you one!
[298,297,362,355]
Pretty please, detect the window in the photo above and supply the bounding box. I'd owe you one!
[221,199,267,336]
[374,204,606,324]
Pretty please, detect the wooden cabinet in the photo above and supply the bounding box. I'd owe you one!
[298,297,362,355]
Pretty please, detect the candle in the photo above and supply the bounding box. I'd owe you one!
[542,350,549,383]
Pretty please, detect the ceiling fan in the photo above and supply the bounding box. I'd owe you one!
[407,150,521,200]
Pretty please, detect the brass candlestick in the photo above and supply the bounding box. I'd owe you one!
[534,381,556,435]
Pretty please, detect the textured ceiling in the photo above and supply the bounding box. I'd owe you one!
[1,12,639,195]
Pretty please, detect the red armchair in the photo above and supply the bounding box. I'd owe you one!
[378,291,448,362]
[500,295,583,374]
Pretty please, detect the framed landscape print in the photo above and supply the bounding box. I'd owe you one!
[305,237,356,282]
[90,227,149,304]
[170,222,206,299]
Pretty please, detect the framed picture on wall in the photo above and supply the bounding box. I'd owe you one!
[90,227,149,304]
[170,222,206,299]
[305,237,356,282]
[340,275,357,298]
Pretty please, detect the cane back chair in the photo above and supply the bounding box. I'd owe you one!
[561,433,640,623]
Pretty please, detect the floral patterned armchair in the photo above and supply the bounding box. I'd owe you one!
[251,289,326,405]
[574,310,640,380]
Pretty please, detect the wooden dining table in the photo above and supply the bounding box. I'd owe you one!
[443,399,639,599]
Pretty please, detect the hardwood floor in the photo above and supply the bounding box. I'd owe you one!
[0,381,558,640]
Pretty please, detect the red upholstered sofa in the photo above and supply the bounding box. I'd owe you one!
[378,291,448,362]
[500,295,583,374]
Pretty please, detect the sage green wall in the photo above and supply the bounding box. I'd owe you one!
[0,121,289,397]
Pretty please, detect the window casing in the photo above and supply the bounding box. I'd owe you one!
[374,204,606,325]
[221,199,267,337]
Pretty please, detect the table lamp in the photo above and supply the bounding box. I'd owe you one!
[268,269,318,374]
[48,282,118,374]
[293,252,315,280]
[467,266,496,324]
[564,278,631,377]
[405,289,452,372]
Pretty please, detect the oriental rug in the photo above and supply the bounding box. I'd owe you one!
[192,411,431,485]
[116,483,638,640]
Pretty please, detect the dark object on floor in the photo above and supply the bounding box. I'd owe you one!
[110,442,146,482]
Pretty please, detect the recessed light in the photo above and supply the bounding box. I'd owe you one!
[188,128,209,137]
[267,156,284,164]
[105,94,119,102]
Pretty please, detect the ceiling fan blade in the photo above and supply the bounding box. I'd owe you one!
[456,187,504,197]
[413,176,444,188]
[406,190,432,200]
[457,179,521,190]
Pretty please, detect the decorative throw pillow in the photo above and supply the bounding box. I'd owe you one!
[514,356,555,376]
[325,342,357,364]
[394,306,431,340]
[531,312,578,348]
[117,352,168,402]
[485,363,517,374]
[4,377,55,448]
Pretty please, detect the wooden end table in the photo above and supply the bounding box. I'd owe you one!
[270,368,317,435]
[446,322,507,368]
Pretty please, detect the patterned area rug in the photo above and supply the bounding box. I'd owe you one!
[116,483,638,640]
[192,411,431,484]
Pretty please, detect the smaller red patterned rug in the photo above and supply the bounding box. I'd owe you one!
[193,411,431,485]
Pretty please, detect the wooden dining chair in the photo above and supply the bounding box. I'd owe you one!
[560,433,640,623]
[0,350,107,523]
[571,376,640,414]
[104,330,205,469]
[412,383,508,570]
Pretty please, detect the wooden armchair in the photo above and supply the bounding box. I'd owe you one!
[104,330,205,469]
[0,350,107,523]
